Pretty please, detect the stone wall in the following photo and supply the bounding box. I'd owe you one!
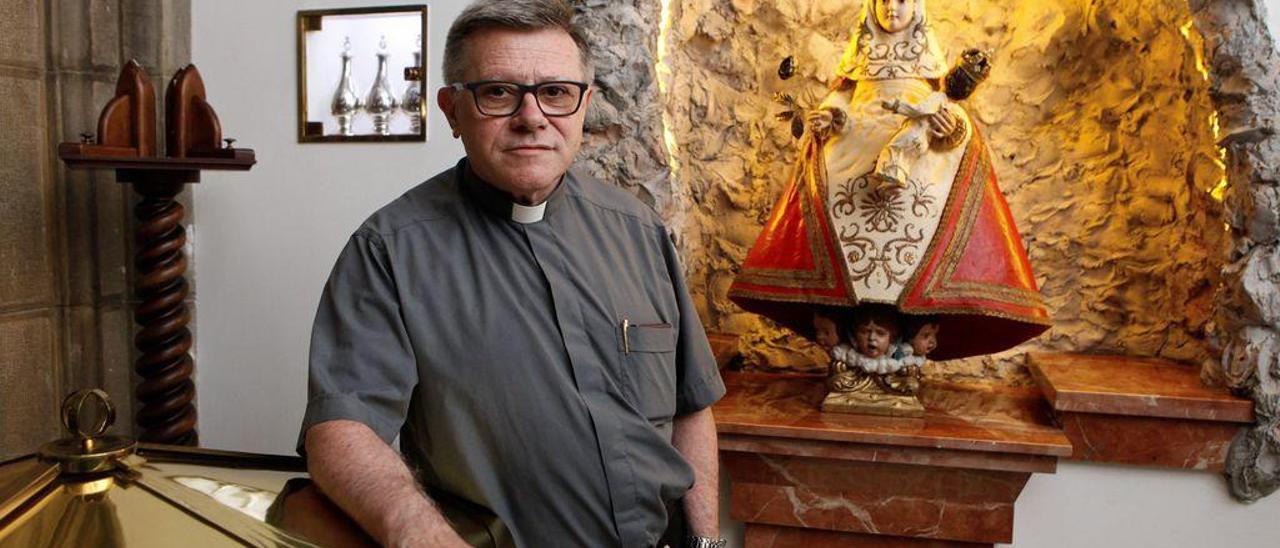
[648,0,1229,382]
[0,0,190,458]
[1187,0,1280,503]
[574,0,1278,500]
[576,0,671,211]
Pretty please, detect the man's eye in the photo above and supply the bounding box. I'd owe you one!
[540,85,569,97]
[482,86,516,98]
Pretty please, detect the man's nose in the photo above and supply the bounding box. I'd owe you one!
[509,90,548,129]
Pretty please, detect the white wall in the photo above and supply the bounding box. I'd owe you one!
[191,1,1280,545]
[1270,0,1280,47]
[1009,462,1280,547]
[191,0,468,454]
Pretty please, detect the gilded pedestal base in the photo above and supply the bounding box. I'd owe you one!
[821,388,925,418]
[822,366,925,418]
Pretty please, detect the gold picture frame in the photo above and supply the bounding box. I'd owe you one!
[296,5,429,143]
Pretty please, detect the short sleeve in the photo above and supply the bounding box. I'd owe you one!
[297,229,418,455]
[660,228,726,416]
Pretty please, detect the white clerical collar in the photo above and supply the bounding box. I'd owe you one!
[460,159,567,224]
[511,201,547,224]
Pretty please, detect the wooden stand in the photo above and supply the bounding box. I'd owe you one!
[58,60,255,445]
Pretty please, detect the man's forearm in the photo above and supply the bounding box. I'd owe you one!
[305,420,466,548]
[672,407,720,538]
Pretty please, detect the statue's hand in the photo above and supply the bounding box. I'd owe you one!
[927,106,966,150]
[806,108,834,135]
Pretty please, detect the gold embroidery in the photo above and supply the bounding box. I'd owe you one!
[858,180,905,233]
[726,286,854,308]
[734,137,836,289]
[896,129,1048,322]
[839,221,924,289]
[734,137,864,306]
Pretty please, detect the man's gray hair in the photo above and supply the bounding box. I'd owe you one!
[442,0,595,84]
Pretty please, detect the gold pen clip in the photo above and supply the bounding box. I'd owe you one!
[621,318,630,355]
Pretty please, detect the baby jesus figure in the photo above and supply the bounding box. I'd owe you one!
[876,92,953,188]
[816,305,940,417]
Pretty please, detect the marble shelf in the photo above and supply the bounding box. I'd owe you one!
[714,372,1071,547]
[1028,352,1255,471]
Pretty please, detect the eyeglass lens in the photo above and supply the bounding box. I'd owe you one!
[472,82,584,116]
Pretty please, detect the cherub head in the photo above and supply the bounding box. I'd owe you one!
[875,0,917,34]
[905,317,940,358]
[812,311,843,352]
[851,306,901,359]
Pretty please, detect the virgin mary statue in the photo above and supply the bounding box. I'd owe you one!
[728,0,1051,361]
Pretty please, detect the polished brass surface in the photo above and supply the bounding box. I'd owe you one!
[0,389,326,547]
[0,457,59,522]
[0,477,126,548]
[64,477,115,496]
[38,438,136,475]
[61,389,115,439]
[39,389,137,474]
[120,455,318,547]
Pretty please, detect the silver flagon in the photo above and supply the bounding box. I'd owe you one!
[330,36,362,136]
[366,36,398,135]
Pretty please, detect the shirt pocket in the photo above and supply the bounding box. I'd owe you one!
[616,318,678,423]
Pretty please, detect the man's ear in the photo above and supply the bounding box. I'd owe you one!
[580,86,594,113]
[437,86,460,136]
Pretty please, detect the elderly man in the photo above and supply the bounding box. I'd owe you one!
[298,1,726,547]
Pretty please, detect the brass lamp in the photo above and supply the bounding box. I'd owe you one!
[0,390,511,547]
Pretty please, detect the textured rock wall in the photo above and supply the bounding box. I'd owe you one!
[656,0,1230,382]
[1186,0,1280,503]
[575,0,672,210]
[574,0,1277,502]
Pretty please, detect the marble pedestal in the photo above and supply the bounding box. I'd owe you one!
[1028,353,1254,470]
[714,373,1072,547]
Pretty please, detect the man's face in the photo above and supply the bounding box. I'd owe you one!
[875,0,915,33]
[437,27,592,204]
[854,320,895,359]
[910,323,938,357]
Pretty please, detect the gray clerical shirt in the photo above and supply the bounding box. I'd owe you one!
[299,159,726,547]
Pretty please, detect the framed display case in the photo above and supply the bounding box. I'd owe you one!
[296,5,428,143]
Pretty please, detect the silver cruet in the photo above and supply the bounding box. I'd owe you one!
[365,35,399,135]
[330,36,362,136]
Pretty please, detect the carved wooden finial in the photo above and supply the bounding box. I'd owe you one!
[59,59,158,158]
[165,64,224,158]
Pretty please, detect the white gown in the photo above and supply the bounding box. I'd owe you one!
[818,78,971,303]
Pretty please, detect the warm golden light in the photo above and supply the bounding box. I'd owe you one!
[1180,20,1210,79]
[656,0,681,179]
[1209,111,1230,201]
[1182,19,1229,202]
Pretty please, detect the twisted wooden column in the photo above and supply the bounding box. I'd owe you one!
[128,173,198,445]
[59,62,254,446]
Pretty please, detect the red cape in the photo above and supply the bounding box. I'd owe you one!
[728,130,1050,360]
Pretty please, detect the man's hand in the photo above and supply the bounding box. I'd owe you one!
[305,420,469,548]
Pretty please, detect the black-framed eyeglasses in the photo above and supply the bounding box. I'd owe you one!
[451,80,589,117]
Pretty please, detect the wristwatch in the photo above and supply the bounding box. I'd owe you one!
[684,535,728,548]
